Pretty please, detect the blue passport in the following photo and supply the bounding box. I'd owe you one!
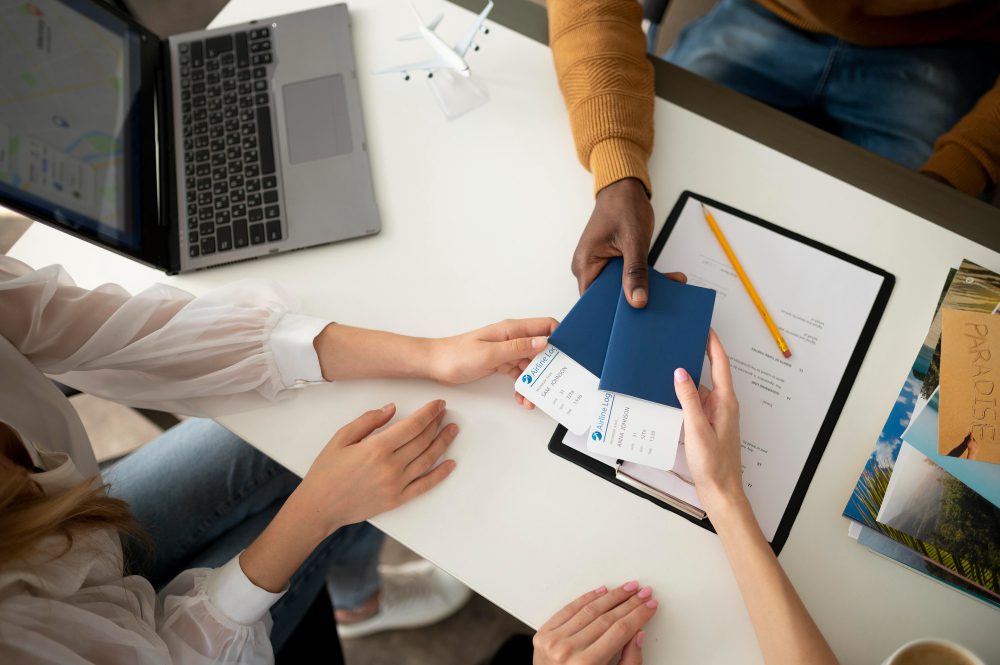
[515,259,716,449]
[586,271,716,469]
[599,271,717,408]
[548,258,622,376]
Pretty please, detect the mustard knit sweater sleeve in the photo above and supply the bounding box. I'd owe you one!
[548,0,655,195]
[920,77,1000,197]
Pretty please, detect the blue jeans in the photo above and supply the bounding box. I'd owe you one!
[665,0,1000,170]
[102,418,384,651]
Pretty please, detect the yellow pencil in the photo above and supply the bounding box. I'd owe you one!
[700,203,792,359]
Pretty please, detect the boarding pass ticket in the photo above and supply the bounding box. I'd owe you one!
[586,390,684,470]
[515,344,599,435]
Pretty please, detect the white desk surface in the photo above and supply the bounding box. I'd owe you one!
[10,0,1000,662]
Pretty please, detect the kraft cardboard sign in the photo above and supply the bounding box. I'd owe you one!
[939,309,1000,464]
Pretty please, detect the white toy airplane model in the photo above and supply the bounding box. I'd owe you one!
[374,1,493,80]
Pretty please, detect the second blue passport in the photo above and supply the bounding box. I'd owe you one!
[599,272,716,408]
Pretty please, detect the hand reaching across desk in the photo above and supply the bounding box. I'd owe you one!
[671,331,840,665]
[430,318,560,386]
[314,317,557,384]
[672,329,743,506]
[573,178,655,308]
[548,0,657,309]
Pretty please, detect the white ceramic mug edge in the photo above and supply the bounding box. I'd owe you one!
[881,638,986,665]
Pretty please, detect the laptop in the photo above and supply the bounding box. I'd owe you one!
[0,0,380,273]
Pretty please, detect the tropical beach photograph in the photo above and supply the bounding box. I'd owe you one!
[876,443,1000,592]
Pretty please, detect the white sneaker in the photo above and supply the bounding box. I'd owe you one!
[335,560,472,639]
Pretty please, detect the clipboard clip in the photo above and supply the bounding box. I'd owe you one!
[615,462,707,520]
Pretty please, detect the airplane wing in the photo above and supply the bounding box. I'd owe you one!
[453,0,493,57]
[397,12,443,40]
[372,57,451,75]
[426,12,444,31]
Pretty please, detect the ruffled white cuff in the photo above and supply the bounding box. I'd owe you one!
[270,313,329,387]
[205,555,287,625]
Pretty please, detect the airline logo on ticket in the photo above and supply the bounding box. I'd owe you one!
[587,390,684,470]
[515,344,600,435]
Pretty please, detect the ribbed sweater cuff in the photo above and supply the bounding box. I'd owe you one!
[590,138,651,196]
[920,143,991,196]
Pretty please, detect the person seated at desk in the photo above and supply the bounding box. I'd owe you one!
[509,333,839,665]
[0,255,555,663]
[546,0,999,312]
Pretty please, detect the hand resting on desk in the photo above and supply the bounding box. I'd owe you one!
[240,400,457,593]
[532,581,658,665]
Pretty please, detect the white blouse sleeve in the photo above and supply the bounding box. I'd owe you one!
[156,556,284,665]
[0,529,285,665]
[0,255,329,416]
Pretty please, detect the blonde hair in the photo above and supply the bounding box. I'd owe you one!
[0,422,145,568]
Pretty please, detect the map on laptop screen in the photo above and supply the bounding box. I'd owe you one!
[0,0,141,245]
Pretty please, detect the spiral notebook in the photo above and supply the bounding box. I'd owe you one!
[548,192,894,554]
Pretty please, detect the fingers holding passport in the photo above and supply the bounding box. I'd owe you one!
[511,270,687,412]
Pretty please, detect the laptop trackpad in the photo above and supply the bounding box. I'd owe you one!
[282,74,353,164]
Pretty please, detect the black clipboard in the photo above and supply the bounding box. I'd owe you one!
[548,191,895,555]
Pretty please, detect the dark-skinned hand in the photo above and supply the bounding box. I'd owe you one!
[572,177,654,308]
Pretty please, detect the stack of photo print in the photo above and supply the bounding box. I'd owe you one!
[843,259,1000,609]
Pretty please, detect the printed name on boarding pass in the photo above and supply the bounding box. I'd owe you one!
[515,344,600,435]
[587,391,684,470]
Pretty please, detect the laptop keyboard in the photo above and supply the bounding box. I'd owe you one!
[178,27,282,258]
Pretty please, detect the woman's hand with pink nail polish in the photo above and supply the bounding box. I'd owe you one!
[673,330,745,515]
[532,581,657,665]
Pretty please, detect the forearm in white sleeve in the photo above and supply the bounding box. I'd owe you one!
[0,256,329,416]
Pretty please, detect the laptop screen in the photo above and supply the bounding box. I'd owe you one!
[0,0,143,250]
